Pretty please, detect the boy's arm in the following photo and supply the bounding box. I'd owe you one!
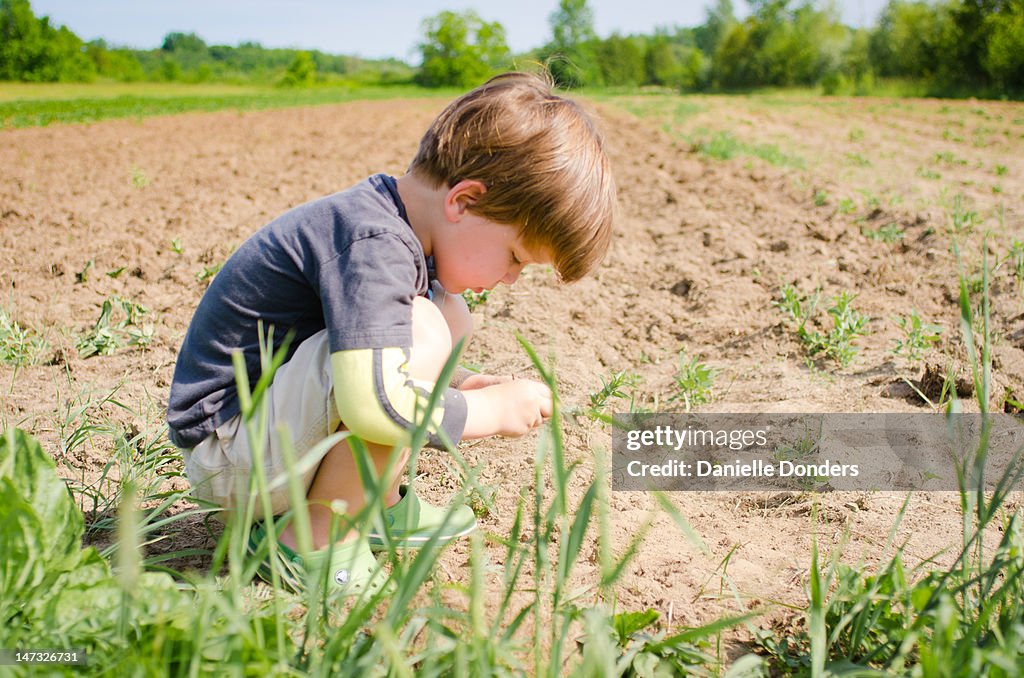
[331,347,467,448]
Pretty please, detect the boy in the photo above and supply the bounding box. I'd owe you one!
[167,72,615,592]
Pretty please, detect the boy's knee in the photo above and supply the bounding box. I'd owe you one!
[409,296,453,381]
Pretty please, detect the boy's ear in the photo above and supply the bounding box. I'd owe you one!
[444,180,487,222]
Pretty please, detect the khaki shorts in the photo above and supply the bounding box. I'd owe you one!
[183,329,342,519]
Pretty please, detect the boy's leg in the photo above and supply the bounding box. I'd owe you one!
[281,294,471,551]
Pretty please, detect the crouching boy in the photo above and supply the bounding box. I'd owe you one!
[167,72,616,592]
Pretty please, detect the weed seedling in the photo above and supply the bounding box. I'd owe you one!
[75,259,94,284]
[0,308,47,367]
[76,296,153,358]
[813,190,829,207]
[891,310,942,361]
[196,262,224,283]
[775,286,869,368]
[949,193,982,234]
[461,288,490,311]
[170,237,184,255]
[587,369,642,419]
[844,152,871,167]
[1004,240,1024,293]
[861,223,905,243]
[668,351,716,411]
[131,167,149,189]
[837,197,856,215]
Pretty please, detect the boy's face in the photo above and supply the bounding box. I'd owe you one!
[432,211,550,294]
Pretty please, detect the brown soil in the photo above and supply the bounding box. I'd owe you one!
[2,93,1023,656]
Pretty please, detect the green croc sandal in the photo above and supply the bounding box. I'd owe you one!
[247,522,387,595]
[367,485,478,552]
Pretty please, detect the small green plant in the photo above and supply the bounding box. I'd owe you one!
[586,369,642,419]
[75,259,94,284]
[772,423,829,490]
[578,607,759,675]
[775,286,869,368]
[942,128,965,142]
[170,237,184,254]
[461,288,490,311]
[130,167,149,189]
[0,309,47,367]
[76,296,153,358]
[837,197,856,215]
[916,167,942,180]
[891,310,942,361]
[196,261,224,283]
[934,150,967,166]
[949,193,982,234]
[844,152,871,167]
[1005,240,1024,293]
[861,223,905,243]
[813,190,829,207]
[668,351,716,411]
[848,127,864,142]
[994,164,1008,176]
[857,188,881,210]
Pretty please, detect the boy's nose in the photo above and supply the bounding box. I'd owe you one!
[501,266,522,285]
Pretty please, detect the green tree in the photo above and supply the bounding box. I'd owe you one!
[279,50,316,87]
[542,0,601,87]
[645,34,680,86]
[86,40,145,82]
[694,0,736,55]
[645,34,706,90]
[595,33,645,86]
[550,0,596,48]
[0,0,94,81]
[710,0,846,89]
[869,1,944,79]
[160,31,207,54]
[982,1,1024,90]
[416,10,509,88]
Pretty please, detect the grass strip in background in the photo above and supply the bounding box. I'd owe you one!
[0,83,457,128]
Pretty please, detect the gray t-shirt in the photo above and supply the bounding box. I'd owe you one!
[167,174,467,449]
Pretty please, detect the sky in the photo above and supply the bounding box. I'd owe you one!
[31,0,890,63]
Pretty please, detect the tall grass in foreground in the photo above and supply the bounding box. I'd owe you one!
[757,248,1024,675]
[6,255,1022,674]
[0,329,750,676]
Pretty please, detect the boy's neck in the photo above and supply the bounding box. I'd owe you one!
[394,172,443,258]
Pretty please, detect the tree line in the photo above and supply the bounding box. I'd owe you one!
[525,0,1023,97]
[0,0,412,86]
[2,0,1022,97]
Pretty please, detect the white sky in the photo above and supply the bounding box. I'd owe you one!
[31,0,890,62]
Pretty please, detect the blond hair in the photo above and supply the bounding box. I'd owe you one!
[410,71,615,283]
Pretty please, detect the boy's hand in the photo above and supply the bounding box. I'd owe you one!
[493,379,553,437]
[460,378,553,439]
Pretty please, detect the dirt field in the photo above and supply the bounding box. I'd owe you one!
[2,92,1023,647]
